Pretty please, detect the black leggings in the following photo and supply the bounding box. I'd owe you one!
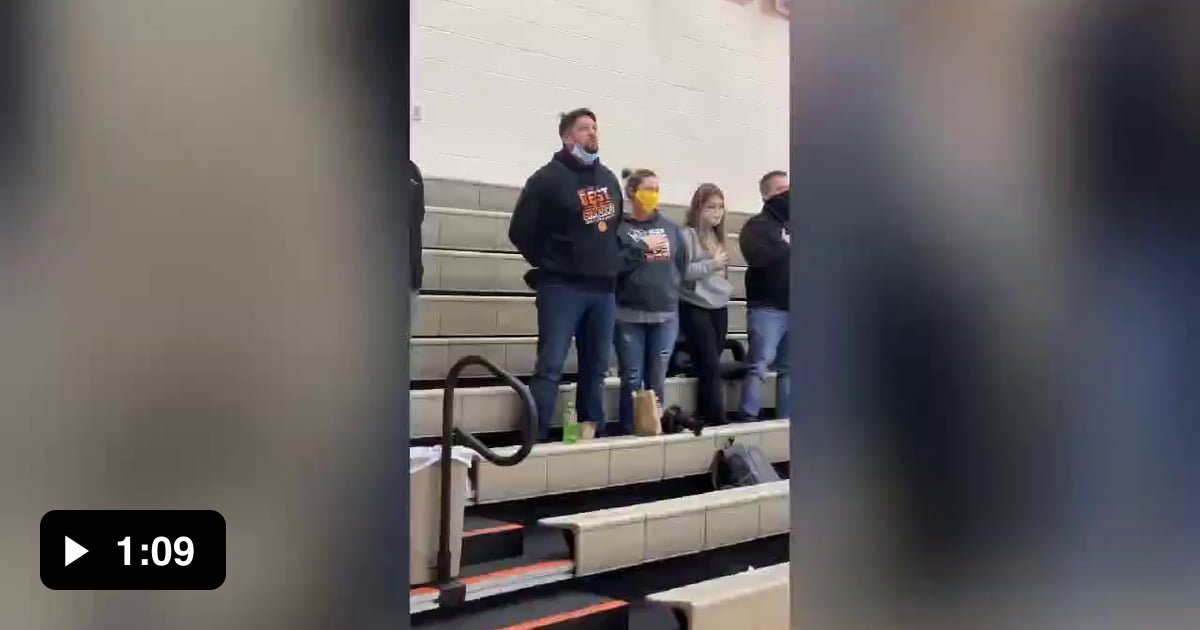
[678,302,729,423]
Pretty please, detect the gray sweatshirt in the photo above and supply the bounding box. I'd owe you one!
[679,227,734,309]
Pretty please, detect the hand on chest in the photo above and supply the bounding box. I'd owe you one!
[628,227,672,261]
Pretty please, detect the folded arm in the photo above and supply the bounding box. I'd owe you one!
[738,217,790,268]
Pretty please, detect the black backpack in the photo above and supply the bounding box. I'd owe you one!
[710,438,780,489]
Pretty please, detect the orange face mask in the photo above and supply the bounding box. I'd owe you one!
[634,189,660,214]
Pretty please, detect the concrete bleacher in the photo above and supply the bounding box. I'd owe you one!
[473,420,789,503]
[540,481,789,576]
[414,294,748,337]
[410,372,778,439]
[648,562,790,630]
[410,332,750,382]
[424,205,748,266]
[422,177,756,234]
[409,178,789,629]
[422,242,748,296]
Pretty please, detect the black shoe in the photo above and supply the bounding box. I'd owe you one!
[662,406,705,436]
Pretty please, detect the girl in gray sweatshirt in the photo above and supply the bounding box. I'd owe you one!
[678,183,735,424]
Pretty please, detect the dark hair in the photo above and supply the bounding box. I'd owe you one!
[758,170,788,197]
[621,167,657,199]
[687,183,727,252]
[558,108,597,137]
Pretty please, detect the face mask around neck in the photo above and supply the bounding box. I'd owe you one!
[570,143,599,165]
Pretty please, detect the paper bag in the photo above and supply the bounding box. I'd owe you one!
[633,389,663,436]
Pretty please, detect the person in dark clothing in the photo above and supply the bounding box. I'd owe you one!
[612,168,688,435]
[679,183,735,425]
[508,108,663,441]
[409,160,424,323]
[738,170,791,420]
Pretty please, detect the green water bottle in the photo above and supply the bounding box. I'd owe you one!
[561,402,580,444]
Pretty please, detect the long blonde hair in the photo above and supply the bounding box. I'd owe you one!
[686,183,727,255]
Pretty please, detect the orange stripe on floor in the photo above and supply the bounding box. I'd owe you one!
[463,523,523,537]
[410,586,438,597]
[459,559,573,586]
[496,600,628,630]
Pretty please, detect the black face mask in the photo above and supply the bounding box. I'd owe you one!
[765,190,790,220]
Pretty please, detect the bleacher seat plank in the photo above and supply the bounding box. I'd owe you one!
[423,207,514,253]
[423,206,747,267]
[415,295,746,337]
[421,249,532,293]
[410,333,749,381]
[422,248,748,298]
[416,591,628,630]
[647,562,789,630]
[539,481,789,576]
[424,178,756,234]
[473,420,789,504]
[410,373,779,439]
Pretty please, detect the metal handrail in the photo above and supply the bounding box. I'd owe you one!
[436,355,537,585]
[723,338,746,363]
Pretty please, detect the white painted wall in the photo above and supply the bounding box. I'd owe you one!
[412,0,789,214]
[410,0,424,160]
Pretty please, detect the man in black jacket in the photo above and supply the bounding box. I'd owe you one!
[509,108,663,441]
[738,170,791,420]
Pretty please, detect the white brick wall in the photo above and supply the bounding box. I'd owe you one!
[412,0,788,215]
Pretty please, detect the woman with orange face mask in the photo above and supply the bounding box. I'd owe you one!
[610,168,688,436]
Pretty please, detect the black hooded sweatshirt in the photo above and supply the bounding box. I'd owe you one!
[739,192,791,311]
[508,149,633,290]
[409,160,425,291]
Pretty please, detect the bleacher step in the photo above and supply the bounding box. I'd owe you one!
[410,374,779,440]
[416,477,784,615]
[461,516,525,566]
[469,462,790,526]
[414,591,629,630]
[470,474,713,528]
[647,562,789,630]
[540,481,790,577]
[410,526,575,613]
[412,535,789,625]
[472,420,791,505]
[414,294,747,337]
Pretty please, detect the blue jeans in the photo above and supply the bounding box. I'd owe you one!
[1070,224,1200,556]
[614,318,679,434]
[529,280,616,441]
[741,307,790,419]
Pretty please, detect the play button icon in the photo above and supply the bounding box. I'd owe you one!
[63,536,88,567]
[42,510,227,590]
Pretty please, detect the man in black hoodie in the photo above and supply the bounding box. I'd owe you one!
[409,160,424,323]
[738,170,791,420]
[509,108,662,441]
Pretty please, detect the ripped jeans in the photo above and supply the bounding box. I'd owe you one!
[614,317,679,435]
